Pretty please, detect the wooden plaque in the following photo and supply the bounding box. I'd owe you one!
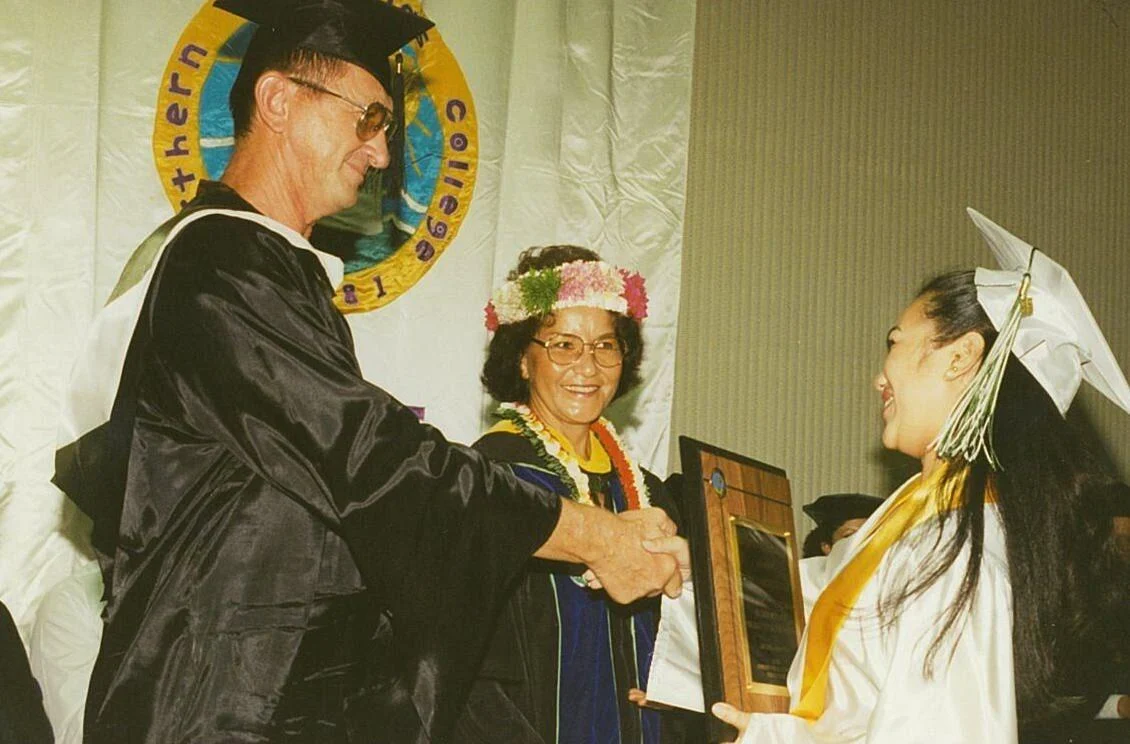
[678,437,804,742]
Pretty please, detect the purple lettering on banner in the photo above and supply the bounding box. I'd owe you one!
[449,132,468,152]
[374,276,387,298]
[168,72,192,97]
[164,135,190,157]
[171,168,196,192]
[179,44,208,69]
[415,240,435,262]
[438,195,458,216]
[342,284,358,305]
[426,216,447,240]
[445,99,467,123]
[166,103,190,126]
[446,159,469,171]
[443,175,464,189]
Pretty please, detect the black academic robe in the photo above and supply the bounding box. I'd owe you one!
[53,182,561,744]
[454,431,702,744]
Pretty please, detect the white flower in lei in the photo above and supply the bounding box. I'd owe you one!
[499,402,593,505]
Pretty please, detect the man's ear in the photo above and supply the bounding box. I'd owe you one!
[519,353,529,381]
[945,331,987,381]
[253,72,292,134]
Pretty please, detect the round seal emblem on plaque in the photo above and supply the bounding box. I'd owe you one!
[153,0,477,313]
[710,468,727,498]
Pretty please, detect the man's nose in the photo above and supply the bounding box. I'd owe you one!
[363,131,391,170]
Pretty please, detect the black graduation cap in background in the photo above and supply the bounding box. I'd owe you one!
[802,493,885,530]
[213,0,434,90]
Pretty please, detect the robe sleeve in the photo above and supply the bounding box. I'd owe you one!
[145,219,562,734]
[736,712,815,743]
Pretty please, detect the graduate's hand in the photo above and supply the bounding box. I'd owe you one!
[642,535,692,584]
[711,702,752,743]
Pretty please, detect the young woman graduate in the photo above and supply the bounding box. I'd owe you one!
[714,209,1130,743]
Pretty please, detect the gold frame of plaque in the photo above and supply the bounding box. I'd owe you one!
[678,437,805,743]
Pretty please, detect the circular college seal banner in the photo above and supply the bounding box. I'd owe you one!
[153,0,478,313]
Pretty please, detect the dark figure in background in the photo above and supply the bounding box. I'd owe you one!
[800,493,884,558]
[1032,483,1130,744]
[51,3,680,742]
[0,601,53,744]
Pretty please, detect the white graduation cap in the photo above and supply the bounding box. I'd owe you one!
[935,208,1130,468]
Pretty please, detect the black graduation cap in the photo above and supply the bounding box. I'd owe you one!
[802,493,885,529]
[214,0,434,90]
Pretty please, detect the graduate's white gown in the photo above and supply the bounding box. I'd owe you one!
[742,476,1018,744]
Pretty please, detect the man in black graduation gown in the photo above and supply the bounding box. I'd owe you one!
[52,2,683,742]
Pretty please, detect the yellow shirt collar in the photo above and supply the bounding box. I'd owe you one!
[487,419,612,473]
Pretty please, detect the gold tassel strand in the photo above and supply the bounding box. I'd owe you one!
[935,272,1033,470]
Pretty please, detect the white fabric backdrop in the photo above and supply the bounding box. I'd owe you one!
[0,0,693,736]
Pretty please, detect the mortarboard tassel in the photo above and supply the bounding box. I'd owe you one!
[935,252,1036,470]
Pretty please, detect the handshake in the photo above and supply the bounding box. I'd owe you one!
[534,500,691,604]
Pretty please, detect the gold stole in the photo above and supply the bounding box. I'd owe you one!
[791,465,981,720]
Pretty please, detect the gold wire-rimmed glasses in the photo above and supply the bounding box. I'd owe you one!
[287,76,397,141]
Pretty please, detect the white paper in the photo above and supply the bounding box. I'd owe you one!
[645,583,704,712]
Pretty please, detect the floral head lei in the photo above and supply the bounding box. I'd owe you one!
[484,259,649,331]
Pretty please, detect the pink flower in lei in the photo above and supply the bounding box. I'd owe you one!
[620,269,649,320]
[558,260,621,302]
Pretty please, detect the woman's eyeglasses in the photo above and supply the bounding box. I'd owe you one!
[531,334,624,368]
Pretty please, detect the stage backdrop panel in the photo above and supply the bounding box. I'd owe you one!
[0,1,694,738]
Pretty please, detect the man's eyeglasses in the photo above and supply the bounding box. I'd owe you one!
[531,334,624,368]
[287,77,397,141]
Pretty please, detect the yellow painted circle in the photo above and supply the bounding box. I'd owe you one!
[153,1,478,314]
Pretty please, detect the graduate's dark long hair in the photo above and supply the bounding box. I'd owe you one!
[886,270,1129,728]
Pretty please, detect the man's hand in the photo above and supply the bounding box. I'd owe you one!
[616,507,677,541]
[583,532,691,590]
[534,500,682,602]
[586,515,682,602]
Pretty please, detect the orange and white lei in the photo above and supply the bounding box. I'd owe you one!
[498,402,650,509]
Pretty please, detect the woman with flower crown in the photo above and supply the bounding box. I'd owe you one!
[453,245,693,744]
